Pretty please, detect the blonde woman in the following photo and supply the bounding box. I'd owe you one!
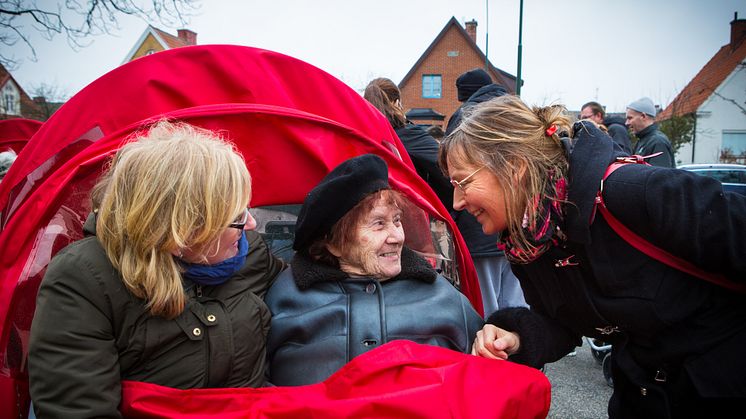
[439,95,746,418]
[29,122,285,417]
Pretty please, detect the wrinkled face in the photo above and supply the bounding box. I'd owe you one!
[448,155,509,235]
[580,107,603,125]
[331,200,405,280]
[179,208,257,265]
[625,109,648,134]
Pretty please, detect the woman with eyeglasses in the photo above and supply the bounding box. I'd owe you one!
[264,154,483,386]
[28,121,285,417]
[439,95,746,418]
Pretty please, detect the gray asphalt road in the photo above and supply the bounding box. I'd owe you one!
[543,339,613,418]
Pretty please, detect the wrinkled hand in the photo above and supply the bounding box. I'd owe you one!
[471,324,520,360]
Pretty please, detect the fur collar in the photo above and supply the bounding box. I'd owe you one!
[291,247,436,290]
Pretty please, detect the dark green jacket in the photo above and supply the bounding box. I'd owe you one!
[29,224,285,418]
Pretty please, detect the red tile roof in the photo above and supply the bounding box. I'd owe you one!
[152,27,191,49]
[658,39,746,120]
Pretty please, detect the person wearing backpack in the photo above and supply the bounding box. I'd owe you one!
[439,94,746,418]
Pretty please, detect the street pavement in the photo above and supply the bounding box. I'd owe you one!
[543,339,613,418]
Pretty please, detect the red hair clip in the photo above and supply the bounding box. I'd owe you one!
[545,125,558,137]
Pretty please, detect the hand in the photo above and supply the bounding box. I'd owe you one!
[471,324,520,360]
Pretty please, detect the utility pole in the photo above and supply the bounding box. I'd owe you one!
[516,0,524,96]
[485,0,489,70]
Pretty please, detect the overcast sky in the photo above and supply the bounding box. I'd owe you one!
[6,0,745,113]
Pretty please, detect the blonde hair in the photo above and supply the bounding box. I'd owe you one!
[93,121,251,318]
[439,95,572,259]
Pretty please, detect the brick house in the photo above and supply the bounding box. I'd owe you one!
[399,17,518,128]
[123,26,198,62]
[658,13,746,164]
[0,63,45,121]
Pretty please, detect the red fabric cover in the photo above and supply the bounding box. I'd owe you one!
[0,45,483,416]
[0,118,42,154]
[121,340,551,419]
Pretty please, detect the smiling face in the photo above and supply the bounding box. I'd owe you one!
[448,154,509,235]
[179,208,257,265]
[625,108,650,134]
[328,198,404,280]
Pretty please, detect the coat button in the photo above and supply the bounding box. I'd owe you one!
[640,387,647,396]
[207,314,216,322]
[362,339,378,347]
[365,283,376,293]
[193,327,202,336]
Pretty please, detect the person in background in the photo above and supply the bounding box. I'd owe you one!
[265,154,483,386]
[440,94,746,418]
[579,101,632,154]
[625,97,675,167]
[445,68,527,315]
[29,121,285,417]
[0,149,17,182]
[364,77,453,211]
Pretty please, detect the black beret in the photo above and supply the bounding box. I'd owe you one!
[456,68,492,102]
[293,154,390,252]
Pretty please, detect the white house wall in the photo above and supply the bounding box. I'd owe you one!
[677,63,746,164]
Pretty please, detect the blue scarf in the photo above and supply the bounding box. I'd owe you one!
[180,232,249,286]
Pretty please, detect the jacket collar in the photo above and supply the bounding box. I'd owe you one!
[564,121,624,244]
[636,123,659,139]
[290,247,436,290]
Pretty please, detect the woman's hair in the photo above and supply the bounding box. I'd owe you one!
[308,189,405,267]
[363,78,407,129]
[438,95,572,255]
[92,121,251,318]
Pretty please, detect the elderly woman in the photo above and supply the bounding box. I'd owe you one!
[28,122,285,417]
[265,154,483,386]
[440,95,746,418]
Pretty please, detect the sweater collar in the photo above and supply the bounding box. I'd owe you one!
[290,247,436,290]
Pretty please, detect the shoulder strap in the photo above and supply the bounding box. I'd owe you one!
[595,158,746,294]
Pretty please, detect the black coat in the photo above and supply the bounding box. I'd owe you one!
[394,123,453,210]
[487,122,746,417]
[445,84,508,136]
[632,123,675,167]
[603,115,632,154]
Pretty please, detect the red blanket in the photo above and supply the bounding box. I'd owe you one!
[121,340,550,418]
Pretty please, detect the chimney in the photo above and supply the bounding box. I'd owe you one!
[177,29,197,46]
[465,19,477,43]
[731,12,746,48]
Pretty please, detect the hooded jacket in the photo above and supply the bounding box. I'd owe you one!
[265,247,484,386]
[29,217,285,418]
[603,115,632,154]
[487,122,746,417]
[394,123,453,210]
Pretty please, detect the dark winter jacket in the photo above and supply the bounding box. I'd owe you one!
[603,115,632,154]
[445,83,509,258]
[395,123,453,210]
[487,122,746,417]
[632,123,675,167]
[265,247,483,386]
[445,84,508,136]
[29,218,285,418]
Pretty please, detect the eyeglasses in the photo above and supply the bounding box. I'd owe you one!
[450,166,485,191]
[228,208,251,230]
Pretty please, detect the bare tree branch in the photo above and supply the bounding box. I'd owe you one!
[1,0,200,67]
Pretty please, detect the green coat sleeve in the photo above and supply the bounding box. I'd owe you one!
[29,241,123,418]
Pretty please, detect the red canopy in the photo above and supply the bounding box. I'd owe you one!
[0,118,42,154]
[0,45,484,417]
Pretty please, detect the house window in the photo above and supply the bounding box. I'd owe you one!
[1,84,20,115]
[722,131,746,159]
[422,75,442,99]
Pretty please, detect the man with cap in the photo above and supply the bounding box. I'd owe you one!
[445,69,527,317]
[264,154,483,386]
[626,97,675,167]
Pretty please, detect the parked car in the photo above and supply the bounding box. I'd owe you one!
[678,163,746,196]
